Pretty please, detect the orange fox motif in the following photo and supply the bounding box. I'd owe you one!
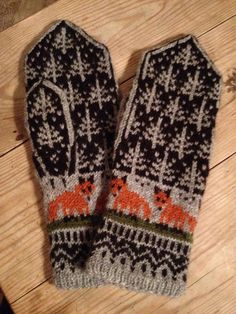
[111,178,152,220]
[48,181,95,222]
[155,191,197,232]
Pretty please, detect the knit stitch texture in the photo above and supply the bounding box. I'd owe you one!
[25,20,119,289]
[87,35,222,296]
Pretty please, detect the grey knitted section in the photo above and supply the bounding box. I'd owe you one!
[53,264,99,289]
[89,261,185,296]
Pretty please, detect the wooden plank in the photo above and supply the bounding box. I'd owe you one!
[151,266,236,314]
[1,0,236,155]
[11,154,236,313]
[0,0,57,32]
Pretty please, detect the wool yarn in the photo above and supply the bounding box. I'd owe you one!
[87,35,221,296]
[25,20,119,288]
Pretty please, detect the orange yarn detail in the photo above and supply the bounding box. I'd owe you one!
[111,178,152,220]
[48,181,95,222]
[110,178,197,232]
[155,191,197,232]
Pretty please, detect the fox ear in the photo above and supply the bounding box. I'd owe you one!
[121,177,126,183]
[88,184,94,193]
[118,178,125,186]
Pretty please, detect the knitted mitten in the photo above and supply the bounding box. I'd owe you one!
[25,20,118,288]
[87,35,221,296]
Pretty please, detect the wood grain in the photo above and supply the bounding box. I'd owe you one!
[0,0,236,313]
[1,0,236,155]
[0,0,57,32]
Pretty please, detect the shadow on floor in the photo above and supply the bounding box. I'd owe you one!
[0,288,14,314]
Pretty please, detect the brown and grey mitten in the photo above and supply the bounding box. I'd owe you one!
[87,35,221,296]
[25,20,118,288]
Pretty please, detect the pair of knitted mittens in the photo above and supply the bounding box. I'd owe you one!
[25,20,221,296]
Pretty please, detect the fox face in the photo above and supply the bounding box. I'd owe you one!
[154,190,197,233]
[77,181,95,197]
[111,178,152,220]
[155,191,169,209]
[48,180,95,222]
[111,178,125,195]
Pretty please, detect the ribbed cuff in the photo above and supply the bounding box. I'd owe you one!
[52,263,101,289]
[86,212,191,296]
[87,255,186,296]
[47,216,104,289]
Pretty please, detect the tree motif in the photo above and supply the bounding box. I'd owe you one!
[34,89,63,148]
[197,138,211,160]
[187,98,212,131]
[143,117,164,149]
[207,80,221,100]
[75,143,90,171]
[43,52,63,83]
[96,52,112,78]
[137,83,163,115]
[130,141,146,176]
[93,146,105,168]
[148,151,163,181]
[65,78,75,110]
[124,102,137,139]
[149,150,176,187]
[118,141,146,175]
[78,104,102,142]
[37,123,63,149]
[54,27,74,54]
[168,126,195,159]
[25,63,39,82]
[71,47,93,81]
[89,78,113,110]
[177,160,202,201]
[69,85,84,111]
[76,143,105,173]
[166,96,180,125]
[158,151,169,186]
[146,81,157,113]
[174,44,199,70]
[181,70,205,100]
[27,84,70,176]
[157,65,179,92]
[142,57,156,80]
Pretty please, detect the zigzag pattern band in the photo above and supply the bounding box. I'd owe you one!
[87,35,221,296]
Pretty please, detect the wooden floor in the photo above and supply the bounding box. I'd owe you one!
[0,1,236,313]
[0,0,57,31]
